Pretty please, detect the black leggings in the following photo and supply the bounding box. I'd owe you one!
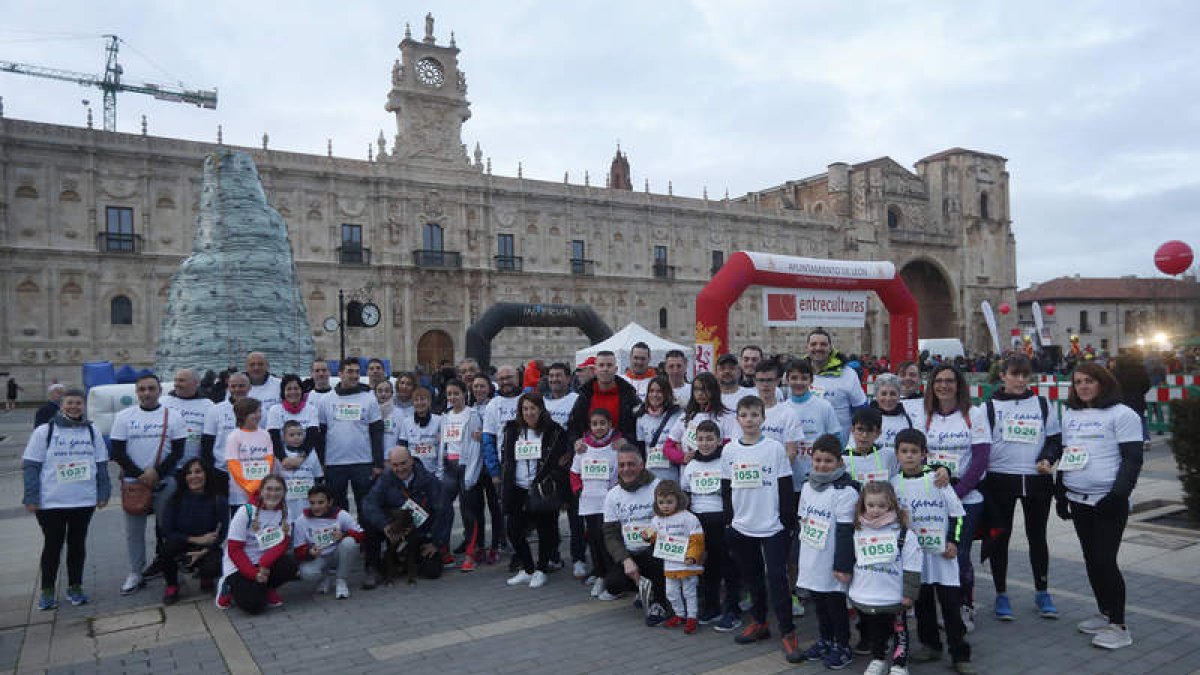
[859,611,909,665]
[915,583,970,662]
[227,554,298,615]
[460,481,485,556]
[480,469,505,549]
[505,487,558,574]
[697,511,740,616]
[987,473,1052,593]
[583,513,611,579]
[35,507,95,590]
[1070,498,1129,625]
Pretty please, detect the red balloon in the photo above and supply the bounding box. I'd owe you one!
[1155,240,1194,276]
[998,302,1011,315]
[1045,304,1056,316]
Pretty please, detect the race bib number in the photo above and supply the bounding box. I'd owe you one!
[286,476,314,498]
[810,385,826,397]
[929,450,959,475]
[241,460,271,481]
[798,441,814,458]
[256,526,284,550]
[56,461,92,483]
[383,418,394,433]
[312,526,339,549]
[799,515,830,550]
[684,425,700,449]
[855,532,899,566]
[915,526,944,551]
[1002,417,1041,444]
[412,443,436,460]
[515,439,541,461]
[622,522,648,547]
[646,446,669,470]
[653,533,688,563]
[1059,446,1089,472]
[442,421,464,443]
[690,469,721,495]
[334,404,362,422]
[401,498,429,528]
[581,457,610,481]
[187,427,202,443]
[730,462,762,489]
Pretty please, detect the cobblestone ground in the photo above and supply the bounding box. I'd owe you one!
[2,409,1199,674]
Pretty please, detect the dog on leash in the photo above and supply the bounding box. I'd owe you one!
[381,508,421,585]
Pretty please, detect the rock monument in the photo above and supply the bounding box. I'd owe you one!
[156,150,315,377]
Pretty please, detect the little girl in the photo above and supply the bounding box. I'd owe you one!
[570,408,621,598]
[643,480,705,633]
[218,474,297,613]
[841,481,922,675]
[224,398,275,516]
[795,434,859,669]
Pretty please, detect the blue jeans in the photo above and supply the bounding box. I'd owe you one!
[957,501,984,606]
[325,463,374,518]
[728,527,793,634]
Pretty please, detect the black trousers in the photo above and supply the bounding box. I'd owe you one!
[696,511,740,616]
[728,528,793,634]
[227,554,298,614]
[812,590,851,646]
[480,468,505,549]
[860,611,909,665]
[162,539,222,586]
[505,487,558,574]
[915,583,971,663]
[1070,498,1129,624]
[583,514,611,579]
[604,547,666,606]
[459,480,485,556]
[35,507,94,590]
[986,473,1053,593]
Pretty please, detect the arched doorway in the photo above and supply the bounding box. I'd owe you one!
[900,260,954,338]
[416,330,454,373]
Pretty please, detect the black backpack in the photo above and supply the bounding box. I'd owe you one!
[45,420,96,448]
[985,396,1049,435]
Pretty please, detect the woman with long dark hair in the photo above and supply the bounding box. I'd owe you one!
[160,458,229,604]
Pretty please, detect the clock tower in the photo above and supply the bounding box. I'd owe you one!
[384,14,473,166]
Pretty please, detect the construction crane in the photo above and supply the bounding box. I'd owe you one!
[0,34,217,132]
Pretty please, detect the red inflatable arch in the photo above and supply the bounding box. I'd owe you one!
[695,251,919,367]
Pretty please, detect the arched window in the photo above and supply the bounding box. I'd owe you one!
[659,307,668,330]
[110,295,133,325]
[980,192,990,220]
[887,205,901,229]
[422,222,444,251]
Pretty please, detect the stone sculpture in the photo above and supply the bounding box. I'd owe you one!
[156,150,315,378]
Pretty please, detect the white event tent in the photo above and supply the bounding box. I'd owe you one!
[574,322,689,371]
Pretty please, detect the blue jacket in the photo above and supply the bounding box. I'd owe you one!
[362,459,442,543]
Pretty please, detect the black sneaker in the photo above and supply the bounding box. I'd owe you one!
[141,557,164,580]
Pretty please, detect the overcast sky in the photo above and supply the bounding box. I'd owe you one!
[1,1,1196,286]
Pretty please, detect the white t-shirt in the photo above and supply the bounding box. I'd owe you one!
[224,428,276,506]
[401,413,443,478]
[110,405,187,477]
[222,504,288,577]
[637,407,684,482]
[667,410,738,456]
[796,479,858,593]
[512,428,543,489]
[844,446,899,485]
[292,509,361,557]
[603,477,660,555]
[724,436,792,538]
[203,401,237,471]
[891,472,964,586]
[544,392,579,429]
[280,449,324,524]
[847,521,923,608]
[23,421,108,509]
[379,406,406,452]
[786,395,841,484]
[985,396,1061,475]
[812,367,868,444]
[482,394,521,437]
[571,442,618,516]
[162,394,214,467]
[318,390,382,466]
[1060,404,1142,498]
[720,386,757,412]
[265,401,320,434]
[878,407,916,454]
[247,375,283,414]
[621,373,655,401]
[671,382,691,407]
[924,407,990,504]
[649,510,704,573]
[681,454,725,514]
[760,400,805,457]
[441,408,483,488]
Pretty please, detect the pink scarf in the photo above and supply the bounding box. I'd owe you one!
[858,510,897,530]
[282,395,307,415]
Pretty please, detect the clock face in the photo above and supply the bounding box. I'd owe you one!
[415,58,445,87]
[323,316,339,332]
[360,303,381,328]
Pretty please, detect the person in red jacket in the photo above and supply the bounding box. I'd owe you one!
[217,475,298,613]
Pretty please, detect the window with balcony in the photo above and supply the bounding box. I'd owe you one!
[495,233,521,271]
[413,223,461,267]
[100,206,141,252]
[338,224,369,264]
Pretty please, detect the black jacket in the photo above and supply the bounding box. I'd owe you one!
[499,419,571,509]
[567,377,640,442]
[362,460,442,543]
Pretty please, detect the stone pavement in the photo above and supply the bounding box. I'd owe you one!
[1,408,1199,674]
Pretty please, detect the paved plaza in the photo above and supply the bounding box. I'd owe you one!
[1,408,1198,675]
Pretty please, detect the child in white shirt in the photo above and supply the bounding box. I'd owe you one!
[643,480,705,633]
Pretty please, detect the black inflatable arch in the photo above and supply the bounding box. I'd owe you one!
[465,303,613,370]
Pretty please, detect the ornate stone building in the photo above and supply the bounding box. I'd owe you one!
[0,16,1017,392]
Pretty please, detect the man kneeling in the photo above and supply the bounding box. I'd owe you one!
[602,445,669,625]
[361,447,444,588]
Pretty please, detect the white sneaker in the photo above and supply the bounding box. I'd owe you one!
[1077,614,1110,634]
[529,571,547,588]
[506,571,533,586]
[573,561,588,578]
[316,575,334,595]
[120,573,143,595]
[335,579,350,599]
[887,666,908,675]
[960,604,976,633]
[864,659,888,675]
[590,577,606,598]
[1091,624,1132,649]
[597,590,620,601]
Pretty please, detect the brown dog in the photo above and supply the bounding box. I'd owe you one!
[381,508,420,585]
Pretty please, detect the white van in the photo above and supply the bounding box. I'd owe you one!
[918,338,965,360]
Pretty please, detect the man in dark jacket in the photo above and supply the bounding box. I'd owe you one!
[360,446,444,587]
[34,384,65,428]
[568,351,640,442]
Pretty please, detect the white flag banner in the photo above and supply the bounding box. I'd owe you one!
[762,288,868,328]
[980,301,1002,354]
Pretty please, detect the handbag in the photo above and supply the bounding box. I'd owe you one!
[121,407,168,516]
[527,473,562,515]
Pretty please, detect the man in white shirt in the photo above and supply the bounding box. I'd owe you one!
[664,349,690,405]
[245,352,283,412]
[201,373,250,475]
[806,330,867,444]
[162,369,214,469]
[717,354,755,411]
[601,446,666,625]
[739,345,764,388]
[318,358,384,516]
[622,342,658,400]
[544,362,585,575]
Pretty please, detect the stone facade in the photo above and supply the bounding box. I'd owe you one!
[0,17,1017,394]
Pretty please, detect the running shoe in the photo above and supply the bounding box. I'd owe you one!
[734,621,769,644]
[662,616,684,629]
[460,557,477,572]
[823,643,853,670]
[572,561,588,578]
[864,659,887,675]
[335,579,350,599]
[529,571,547,588]
[120,573,143,595]
[506,571,533,586]
[596,590,620,601]
[644,603,668,627]
[800,638,829,661]
[37,592,57,611]
[162,585,180,606]
[698,609,722,625]
[1034,591,1058,619]
[782,631,803,663]
[887,665,908,675]
[266,589,284,608]
[1077,614,1109,634]
[713,611,743,633]
[215,581,232,610]
[1091,624,1133,649]
[66,586,89,606]
[684,618,699,634]
[994,593,1014,621]
[590,577,606,598]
